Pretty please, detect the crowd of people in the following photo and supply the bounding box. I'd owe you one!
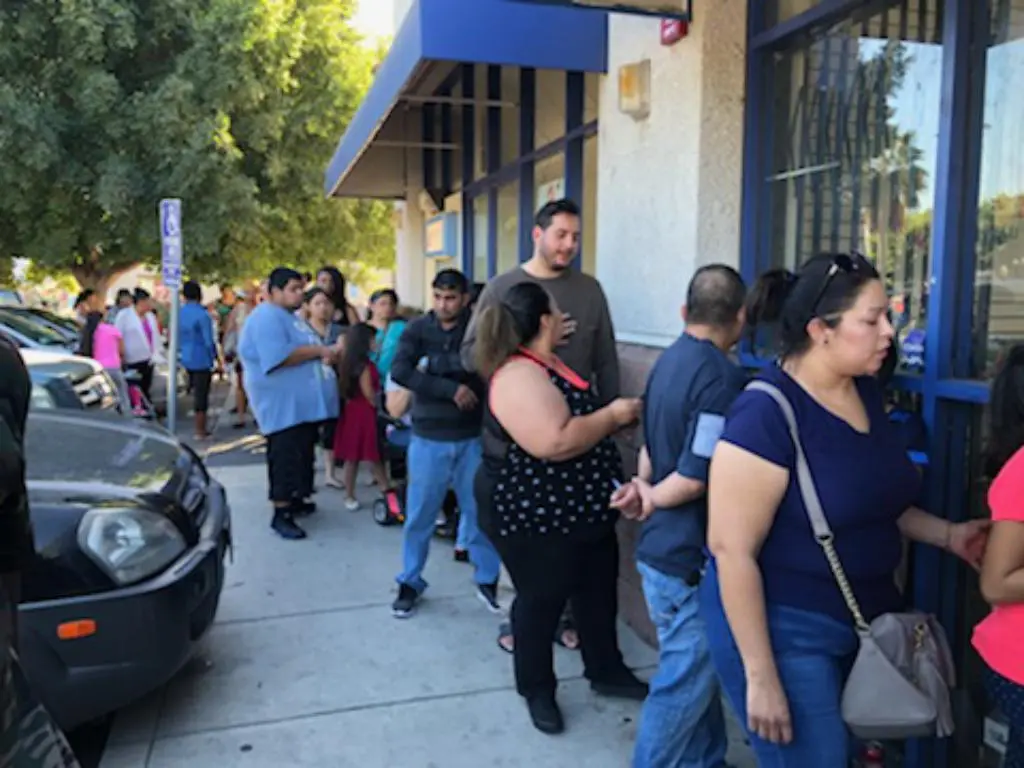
[44,196,1024,766]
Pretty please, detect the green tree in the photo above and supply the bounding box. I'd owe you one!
[0,0,393,296]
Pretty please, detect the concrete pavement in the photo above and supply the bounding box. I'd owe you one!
[99,441,755,767]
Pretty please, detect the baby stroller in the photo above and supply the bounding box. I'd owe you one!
[371,410,460,533]
[124,369,156,420]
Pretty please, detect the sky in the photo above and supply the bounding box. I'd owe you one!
[353,0,395,42]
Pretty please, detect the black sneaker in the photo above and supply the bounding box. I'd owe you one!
[453,548,469,563]
[271,511,307,540]
[476,582,502,614]
[526,695,564,735]
[590,670,649,701]
[295,499,317,516]
[392,583,419,618]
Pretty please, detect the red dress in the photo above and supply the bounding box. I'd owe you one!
[333,362,382,462]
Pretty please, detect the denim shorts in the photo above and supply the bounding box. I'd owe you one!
[699,562,858,767]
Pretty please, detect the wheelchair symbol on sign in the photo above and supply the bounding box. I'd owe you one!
[161,201,181,239]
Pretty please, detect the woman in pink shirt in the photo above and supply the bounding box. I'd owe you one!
[975,344,1024,766]
[81,312,131,413]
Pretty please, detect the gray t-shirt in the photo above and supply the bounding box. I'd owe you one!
[461,267,619,404]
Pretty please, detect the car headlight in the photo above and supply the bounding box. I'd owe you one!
[77,507,187,585]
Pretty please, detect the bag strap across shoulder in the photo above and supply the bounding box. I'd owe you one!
[746,380,871,633]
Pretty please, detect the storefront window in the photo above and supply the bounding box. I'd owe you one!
[535,69,566,148]
[971,5,1024,379]
[534,152,565,209]
[472,195,488,280]
[497,181,520,274]
[767,0,822,27]
[585,72,600,125]
[501,67,521,165]
[474,65,487,181]
[582,136,598,275]
[765,0,943,365]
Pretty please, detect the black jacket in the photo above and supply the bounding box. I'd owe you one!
[391,311,484,442]
[0,334,34,574]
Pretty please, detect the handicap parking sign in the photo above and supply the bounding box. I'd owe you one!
[159,199,182,288]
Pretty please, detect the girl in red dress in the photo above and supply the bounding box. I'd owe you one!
[333,323,389,510]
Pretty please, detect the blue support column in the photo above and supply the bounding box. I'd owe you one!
[518,68,536,262]
[460,64,476,280]
[739,0,770,285]
[564,71,585,204]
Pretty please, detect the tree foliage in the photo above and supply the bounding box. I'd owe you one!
[0,0,393,292]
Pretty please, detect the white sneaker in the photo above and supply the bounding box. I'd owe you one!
[344,497,360,512]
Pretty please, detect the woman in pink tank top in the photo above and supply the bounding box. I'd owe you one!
[81,312,131,413]
[974,344,1024,766]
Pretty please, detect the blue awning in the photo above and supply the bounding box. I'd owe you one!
[505,0,692,18]
[324,0,608,199]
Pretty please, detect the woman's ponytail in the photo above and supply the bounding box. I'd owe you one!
[474,304,522,378]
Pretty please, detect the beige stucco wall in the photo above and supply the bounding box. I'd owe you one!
[596,1,747,347]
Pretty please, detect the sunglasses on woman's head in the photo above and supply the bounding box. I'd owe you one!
[808,252,867,319]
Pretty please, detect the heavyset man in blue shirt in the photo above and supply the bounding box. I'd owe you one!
[239,267,339,540]
[629,266,748,768]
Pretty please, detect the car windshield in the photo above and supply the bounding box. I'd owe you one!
[26,308,79,334]
[0,309,70,346]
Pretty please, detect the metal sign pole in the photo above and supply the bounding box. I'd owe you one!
[159,199,183,434]
[167,291,179,433]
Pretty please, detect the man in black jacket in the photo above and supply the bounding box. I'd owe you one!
[389,270,501,618]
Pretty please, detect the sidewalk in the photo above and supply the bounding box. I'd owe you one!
[99,454,755,767]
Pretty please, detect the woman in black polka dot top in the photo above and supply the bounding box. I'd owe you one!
[472,281,645,735]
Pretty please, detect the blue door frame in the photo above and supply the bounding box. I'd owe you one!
[742,2,996,766]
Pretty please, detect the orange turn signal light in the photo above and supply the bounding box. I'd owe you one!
[57,620,97,640]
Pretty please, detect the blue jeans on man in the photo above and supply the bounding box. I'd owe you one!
[633,562,728,768]
[397,435,500,592]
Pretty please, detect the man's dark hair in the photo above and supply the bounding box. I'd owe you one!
[74,288,95,309]
[686,265,747,327]
[432,269,468,294]
[133,287,151,303]
[268,267,303,291]
[183,280,202,302]
[535,199,581,230]
[116,288,131,302]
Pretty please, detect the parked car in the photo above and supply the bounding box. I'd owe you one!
[0,307,73,351]
[21,349,120,413]
[5,305,80,343]
[19,409,232,730]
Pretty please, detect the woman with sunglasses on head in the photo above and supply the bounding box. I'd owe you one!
[699,253,990,765]
[974,345,1024,768]
[316,266,360,328]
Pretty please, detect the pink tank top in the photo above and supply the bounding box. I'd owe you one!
[92,323,122,369]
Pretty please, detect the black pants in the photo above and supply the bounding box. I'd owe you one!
[187,370,212,413]
[265,422,318,505]
[125,360,154,401]
[494,530,625,699]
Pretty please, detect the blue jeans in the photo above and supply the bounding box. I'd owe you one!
[699,563,858,767]
[397,435,500,592]
[633,562,728,768]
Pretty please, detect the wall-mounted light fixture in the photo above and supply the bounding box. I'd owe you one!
[618,60,651,121]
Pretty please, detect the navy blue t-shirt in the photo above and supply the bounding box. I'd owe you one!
[636,335,748,578]
[719,365,922,623]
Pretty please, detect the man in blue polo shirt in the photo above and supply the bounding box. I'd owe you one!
[630,265,748,768]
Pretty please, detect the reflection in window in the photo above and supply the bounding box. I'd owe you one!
[535,70,566,148]
[497,181,520,274]
[768,0,821,27]
[765,0,943,366]
[535,153,565,209]
[472,195,488,280]
[582,136,598,276]
[501,67,521,165]
[972,5,1024,379]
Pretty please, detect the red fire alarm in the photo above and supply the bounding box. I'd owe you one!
[660,18,689,46]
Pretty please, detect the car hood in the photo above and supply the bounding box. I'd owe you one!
[21,349,99,384]
[24,410,185,500]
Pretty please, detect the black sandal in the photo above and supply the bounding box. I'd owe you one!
[497,621,514,654]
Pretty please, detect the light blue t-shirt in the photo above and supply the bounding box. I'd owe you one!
[238,303,339,435]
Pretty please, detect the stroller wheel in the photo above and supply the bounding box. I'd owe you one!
[373,498,393,526]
